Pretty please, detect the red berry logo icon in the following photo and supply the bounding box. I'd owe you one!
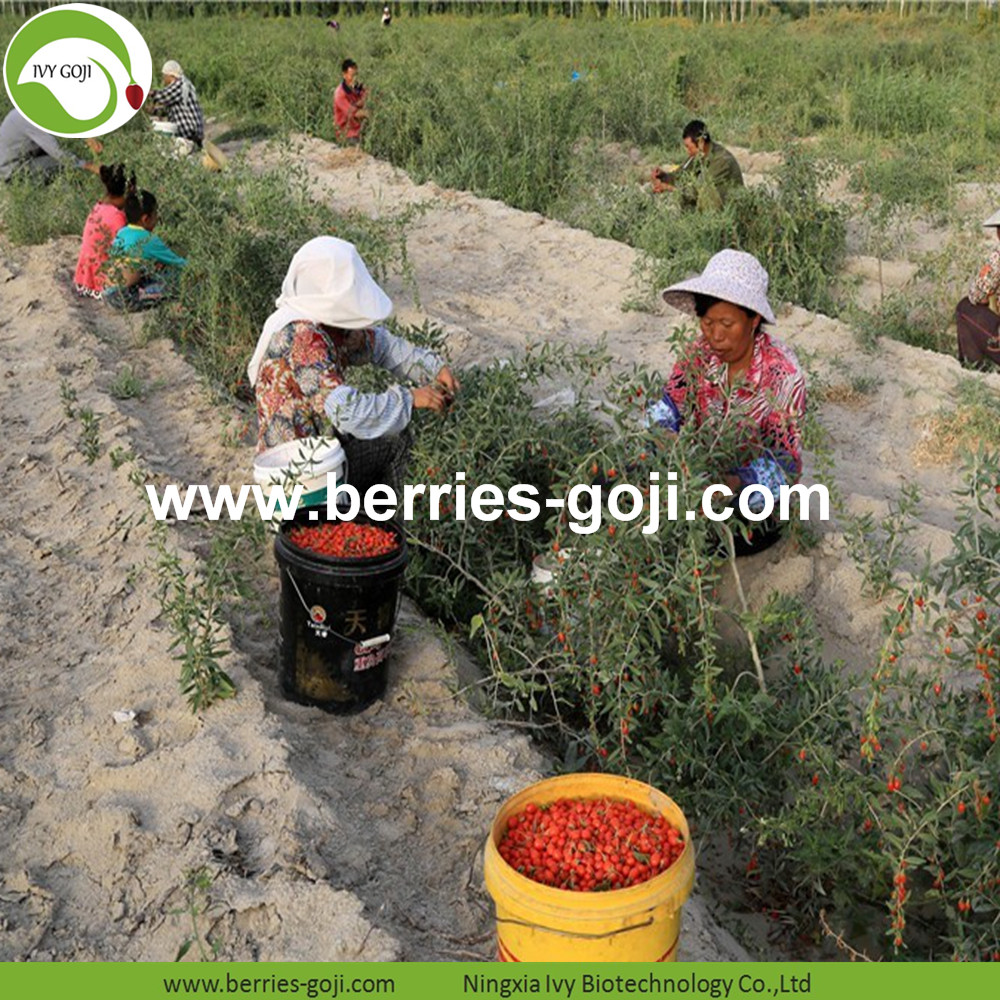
[125,83,143,109]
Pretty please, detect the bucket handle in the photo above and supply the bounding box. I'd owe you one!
[281,565,393,649]
[493,910,662,940]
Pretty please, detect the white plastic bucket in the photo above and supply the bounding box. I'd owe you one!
[530,549,577,600]
[530,547,602,604]
[151,119,179,136]
[253,436,348,498]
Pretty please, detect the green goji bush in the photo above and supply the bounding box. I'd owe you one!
[407,338,1000,961]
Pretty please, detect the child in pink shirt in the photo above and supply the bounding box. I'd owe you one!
[74,164,129,299]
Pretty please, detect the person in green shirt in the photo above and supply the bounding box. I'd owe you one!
[103,188,187,312]
[652,120,744,212]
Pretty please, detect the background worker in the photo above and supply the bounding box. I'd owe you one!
[653,120,744,212]
[103,188,188,312]
[0,108,101,182]
[651,250,805,556]
[74,163,130,299]
[956,208,1000,369]
[148,59,205,155]
[333,59,368,145]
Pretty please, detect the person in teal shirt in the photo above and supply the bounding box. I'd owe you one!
[103,188,187,311]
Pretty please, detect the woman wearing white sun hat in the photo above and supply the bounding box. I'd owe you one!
[956,208,1000,369]
[648,249,806,556]
[248,237,458,497]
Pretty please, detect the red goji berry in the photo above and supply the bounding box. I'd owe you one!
[288,521,398,559]
[497,796,685,891]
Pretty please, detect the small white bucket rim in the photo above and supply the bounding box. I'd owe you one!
[253,436,347,491]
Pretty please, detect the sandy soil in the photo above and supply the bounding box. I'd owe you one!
[4,132,999,962]
[0,145,761,960]
[289,138,991,666]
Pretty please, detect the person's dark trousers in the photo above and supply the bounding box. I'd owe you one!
[956,296,1000,369]
[723,505,785,558]
[338,429,413,502]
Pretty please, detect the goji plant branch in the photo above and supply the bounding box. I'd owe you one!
[405,532,512,616]
[759,688,857,765]
[723,527,768,694]
[819,909,878,962]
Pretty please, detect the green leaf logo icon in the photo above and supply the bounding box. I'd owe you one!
[3,3,151,138]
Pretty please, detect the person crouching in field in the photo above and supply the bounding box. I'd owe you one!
[103,189,188,312]
[148,59,205,156]
[333,59,368,146]
[956,209,1000,369]
[0,108,101,182]
[247,237,459,497]
[74,164,130,300]
[652,120,744,213]
[649,250,806,557]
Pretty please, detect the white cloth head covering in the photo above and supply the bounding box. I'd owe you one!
[661,248,776,325]
[247,236,394,386]
[983,208,1000,228]
[162,59,197,104]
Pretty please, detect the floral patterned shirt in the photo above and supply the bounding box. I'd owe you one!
[254,321,444,452]
[968,246,1000,306]
[647,330,806,504]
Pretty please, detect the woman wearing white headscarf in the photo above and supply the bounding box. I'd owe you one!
[148,59,205,150]
[248,237,459,495]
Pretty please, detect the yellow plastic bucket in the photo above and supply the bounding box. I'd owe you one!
[483,773,695,962]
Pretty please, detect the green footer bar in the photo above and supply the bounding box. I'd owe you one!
[0,962,993,999]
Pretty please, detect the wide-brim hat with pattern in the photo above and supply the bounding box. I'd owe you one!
[661,249,776,325]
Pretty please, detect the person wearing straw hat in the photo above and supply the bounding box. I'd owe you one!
[650,249,805,556]
[148,59,205,156]
[247,237,459,497]
[956,209,1000,369]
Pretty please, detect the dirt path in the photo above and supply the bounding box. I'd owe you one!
[0,237,746,960]
[6,133,993,961]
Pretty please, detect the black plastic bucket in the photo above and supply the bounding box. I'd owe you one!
[273,512,408,714]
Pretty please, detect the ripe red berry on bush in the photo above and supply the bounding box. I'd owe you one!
[498,797,685,891]
[288,521,399,559]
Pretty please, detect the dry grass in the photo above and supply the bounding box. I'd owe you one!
[816,382,874,408]
[813,366,883,409]
[913,379,1000,465]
